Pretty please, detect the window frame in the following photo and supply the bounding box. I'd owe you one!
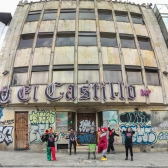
[42,9,57,21]
[78,64,99,70]
[131,12,144,24]
[59,9,76,20]
[79,9,95,20]
[115,11,129,23]
[120,34,136,49]
[18,34,35,49]
[137,36,152,50]
[53,65,74,71]
[32,66,49,72]
[100,33,118,47]
[26,11,41,22]
[36,33,53,48]
[98,9,113,21]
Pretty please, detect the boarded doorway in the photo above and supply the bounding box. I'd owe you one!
[15,112,28,149]
[77,113,96,144]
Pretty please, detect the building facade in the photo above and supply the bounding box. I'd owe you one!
[0,0,168,152]
[154,4,168,48]
[0,12,12,51]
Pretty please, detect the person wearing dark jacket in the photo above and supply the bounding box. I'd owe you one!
[117,124,140,161]
[107,126,119,153]
[66,128,77,155]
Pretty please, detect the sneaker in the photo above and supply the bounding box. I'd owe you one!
[100,157,104,160]
[101,157,107,161]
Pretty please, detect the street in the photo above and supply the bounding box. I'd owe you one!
[0,151,168,168]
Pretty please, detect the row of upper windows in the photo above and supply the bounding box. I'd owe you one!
[18,32,152,50]
[26,9,144,24]
[12,65,159,86]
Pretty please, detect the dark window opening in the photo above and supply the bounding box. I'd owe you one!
[78,64,99,70]
[98,9,113,21]
[32,66,49,72]
[126,68,143,84]
[79,9,95,20]
[56,32,75,46]
[100,33,117,47]
[145,68,160,85]
[131,13,144,24]
[115,11,129,22]
[78,32,97,46]
[53,65,74,71]
[26,11,41,22]
[137,37,152,50]
[36,33,53,47]
[18,34,35,49]
[43,10,57,20]
[120,34,136,48]
[60,9,76,20]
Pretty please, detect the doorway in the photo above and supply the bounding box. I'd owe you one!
[15,112,28,149]
[77,113,96,144]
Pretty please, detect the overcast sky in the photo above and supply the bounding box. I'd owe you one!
[0,0,167,16]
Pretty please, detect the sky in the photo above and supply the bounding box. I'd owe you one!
[0,0,167,16]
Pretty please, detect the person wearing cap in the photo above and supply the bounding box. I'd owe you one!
[98,127,108,161]
[117,124,140,161]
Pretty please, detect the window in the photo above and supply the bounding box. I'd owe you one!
[56,112,75,131]
[126,66,142,84]
[12,67,28,85]
[103,65,122,83]
[53,65,74,83]
[60,9,76,20]
[145,68,160,85]
[78,32,97,46]
[56,32,75,46]
[79,9,95,20]
[100,33,117,47]
[26,11,41,22]
[36,33,53,47]
[120,34,136,48]
[31,66,49,84]
[18,34,34,49]
[98,10,113,21]
[43,10,57,20]
[78,64,99,83]
[131,13,144,24]
[115,11,129,22]
[138,37,152,50]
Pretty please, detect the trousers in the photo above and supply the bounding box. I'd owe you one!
[47,147,56,161]
[125,144,133,157]
[70,140,76,154]
[107,139,114,152]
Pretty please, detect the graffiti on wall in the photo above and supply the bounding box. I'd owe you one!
[119,111,156,145]
[119,111,150,125]
[158,132,168,141]
[55,132,69,143]
[77,132,96,144]
[78,120,95,133]
[29,110,56,144]
[151,111,168,130]
[0,107,4,119]
[120,125,157,145]
[0,119,14,126]
[0,126,13,146]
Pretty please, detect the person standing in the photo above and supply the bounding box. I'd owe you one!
[67,128,77,155]
[107,126,119,153]
[117,124,140,161]
[98,127,108,161]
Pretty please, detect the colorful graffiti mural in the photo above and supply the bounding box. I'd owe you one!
[77,132,96,144]
[29,110,56,144]
[0,126,13,146]
[55,132,69,143]
[158,132,168,141]
[0,107,3,119]
[120,125,157,145]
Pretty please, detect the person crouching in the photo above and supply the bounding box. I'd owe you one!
[98,127,108,161]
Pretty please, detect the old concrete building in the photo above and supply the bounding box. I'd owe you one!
[0,0,168,152]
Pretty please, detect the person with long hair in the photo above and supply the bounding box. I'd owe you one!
[107,126,119,154]
[117,124,140,161]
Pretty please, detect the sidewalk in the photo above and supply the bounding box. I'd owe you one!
[0,151,168,168]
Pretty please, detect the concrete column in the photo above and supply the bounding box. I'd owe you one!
[111,0,129,104]
[74,0,79,104]
[27,1,46,85]
[125,4,149,104]
[139,6,167,104]
[48,0,62,83]
[94,0,104,104]
[7,4,31,86]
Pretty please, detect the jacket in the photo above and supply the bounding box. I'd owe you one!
[108,127,119,141]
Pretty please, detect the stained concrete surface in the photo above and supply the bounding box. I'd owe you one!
[0,151,168,167]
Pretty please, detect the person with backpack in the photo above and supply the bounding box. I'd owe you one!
[107,126,119,154]
[41,127,60,161]
[117,124,140,161]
